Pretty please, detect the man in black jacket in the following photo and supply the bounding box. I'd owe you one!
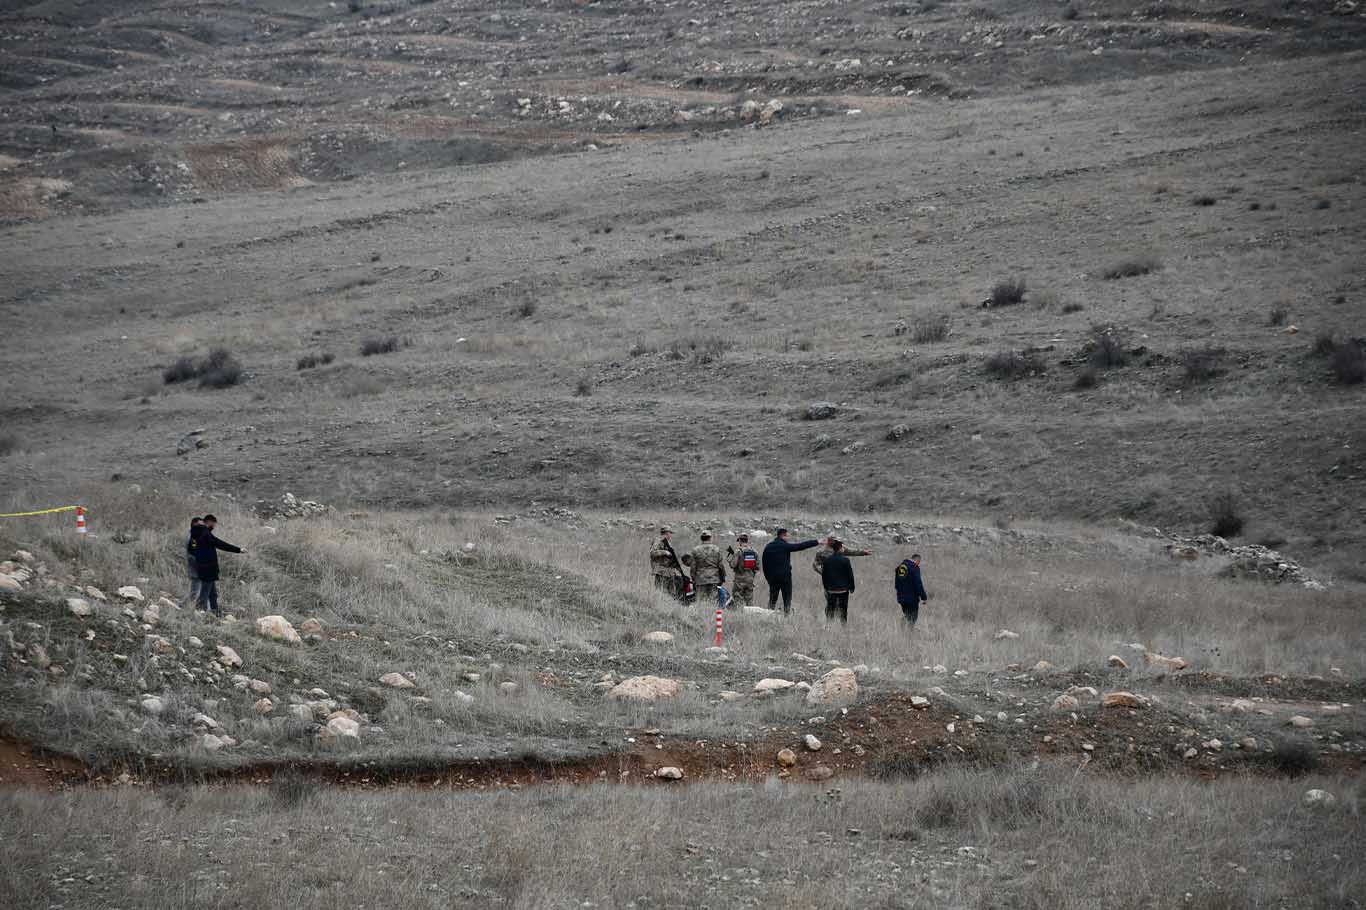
[821,540,856,625]
[194,514,243,617]
[761,528,820,613]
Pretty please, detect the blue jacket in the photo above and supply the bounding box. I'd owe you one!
[761,537,819,579]
[194,530,242,582]
[895,559,927,604]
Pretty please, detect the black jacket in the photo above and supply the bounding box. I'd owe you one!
[761,537,819,579]
[194,530,242,582]
[895,559,928,603]
[821,553,856,593]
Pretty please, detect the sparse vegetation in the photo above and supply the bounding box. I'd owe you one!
[574,376,593,397]
[1073,367,1098,389]
[1329,338,1365,385]
[1182,346,1224,381]
[1312,331,1338,357]
[1099,255,1160,280]
[162,347,244,389]
[1061,301,1085,314]
[668,335,728,364]
[0,432,19,456]
[911,313,950,344]
[1208,490,1245,539]
[1267,305,1287,327]
[360,336,401,357]
[296,352,336,371]
[1086,325,1129,368]
[988,277,1027,308]
[516,298,538,319]
[984,349,1046,379]
[1191,195,1217,207]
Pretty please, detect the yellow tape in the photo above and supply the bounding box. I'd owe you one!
[0,506,79,518]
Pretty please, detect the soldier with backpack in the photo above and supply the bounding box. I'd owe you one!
[650,527,690,600]
[726,534,761,606]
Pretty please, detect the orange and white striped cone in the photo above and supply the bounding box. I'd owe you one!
[75,506,87,536]
[714,604,723,647]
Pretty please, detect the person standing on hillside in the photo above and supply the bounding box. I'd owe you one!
[725,533,760,607]
[761,528,821,613]
[180,517,205,609]
[649,527,688,599]
[821,540,856,624]
[895,553,929,625]
[812,532,873,576]
[688,530,726,606]
[194,514,243,617]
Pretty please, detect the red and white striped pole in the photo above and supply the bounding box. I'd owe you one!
[714,603,723,647]
[75,506,87,537]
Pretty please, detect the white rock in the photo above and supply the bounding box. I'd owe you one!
[994,629,1020,640]
[1066,686,1099,699]
[187,636,204,649]
[754,678,796,693]
[498,681,518,694]
[0,575,22,592]
[910,696,930,709]
[462,672,481,683]
[1032,660,1055,672]
[116,586,144,602]
[804,734,822,751]
[324,716,361,739]
[215,645,242,668]
[1202,739,1223,751]
[654,766,684,780]
[289,704,314,721]
[1107,655,1129,669]
[1052,694,1080,712]
[453,691,475,705]
[718,690,742,702]
[199,733,228,751]
[932,664,948,674]
[249,679,272,695]
[608,676,681,701]
[85,586,107,601]
[141,607,160,626]
[643,631,674,644]
[191,712,223,732]
[66,597,93,617]
[1302,789,1336,808]
[140,695,165,715]
[805,667,858,707]
[380,672,416,689]
[1288,715,1314,728]
[13,549,35,563]
[255,615,301,645]
[776,748,797,767]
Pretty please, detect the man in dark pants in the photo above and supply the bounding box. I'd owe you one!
[821,540,856,624]
[895,553,929,624]
[179,517,205,609]
[761,528,820,613]
[194,514,243,617]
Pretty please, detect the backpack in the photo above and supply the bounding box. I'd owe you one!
[741,548,758,570]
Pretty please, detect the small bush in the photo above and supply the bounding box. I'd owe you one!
[1099,256,1160,280]
[1062,3,1079,19]
[1207,490,1244,538]
[668,335,728,364]
[1314,199,1332,210]
[628,342,658,357]
[1253,739,1318,777]
[296,352,336,371]
[574,377,592,397]
[1330,339,1365,385]
[360,336,401,357]
[1267,305,1287,327]
[271,769,321,806]
[984,349,1047,379]
[1061,302,1085,314]
[911,314,950,344]
[163,348,243,389]
[1312,332,1337,357]
[988,277,1027,308]
[1191,196,1217,207]
[516,298,538,319]
[1073,367,1098,389]
[1087,325,1129,368]
[0,432,19,456]
[1182,346,1224,381]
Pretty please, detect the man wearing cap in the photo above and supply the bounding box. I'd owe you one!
[649,527,687,599]
[813,532,873,576]
[689,530,726,606]
[725,533,761,607]
[761,528,821,613]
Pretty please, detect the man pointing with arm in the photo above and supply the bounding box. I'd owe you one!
[761,528,821,614]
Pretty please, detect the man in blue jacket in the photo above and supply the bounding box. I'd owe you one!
[761,528,820,613]
[895,553,929,624]
[194,514,244,617]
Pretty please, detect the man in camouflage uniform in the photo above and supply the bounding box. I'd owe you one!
[726,533,759,607]
[812,532,873,576]
[688,529,726,606]
[649,527,687,599]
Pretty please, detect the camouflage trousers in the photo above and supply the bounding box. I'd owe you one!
[654,574,685,599]
[695,582,720,606]
[731,579,755,606]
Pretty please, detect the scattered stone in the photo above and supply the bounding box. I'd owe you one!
[498,681,518,695]
[932,664,948,674]
[1052,694,1080,712]
[141,695,165,715]
[1202,739,1223,751]
[1238,736,1258,751]
[215,645,242,668]
[191,712,223,732]
[253,697,274,715]
[453,691,475,705]
[1183,747,1198,759]
[804,734,822,752]
[754,678,796,693]
[994,629,1020,640]
[805,667,858,706]
[643,631,674,644]
[1107,655,1129,669]
[776,749,798,769]
[0,574,21,592]
[1067,686,1099,699]
[804,401,839,421]
[1302,789,1336,808]
[927,686,947,697]
[299,617,325,637]
[13,549,35,563]
[1031,660,1055,672]
[148,636,175,656]
[288,704,313,721]
[187,636,204,649]
[199,733,228,751]
[607,676,680,701]
[255,615,302,645]
[380,672,416,689]
[141,607,161,626]
[66,597,93,617]
[116,586,144,602]
[462,672,481,683]
[1287,715,1314,728]
[910,696,930,709]
[85,586,107,601]
[718,691,742,702]
[806,764,834,781]
[324,716,361,740]
[1143,652,1190,672]
[249,679,272,695]
[1102,691,1148,709]
[1228,699,1254,713]
[654,766,684,780]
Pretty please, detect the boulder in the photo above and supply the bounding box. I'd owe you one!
[253,698,274,715]
[1066,686,1099,699]
[116,586,144,602]
[804,734,822,752]
[187,636,204,649]
[1302,789,1335,808]
[607,676,681,701]
[198,733,228,751]
[642,631,674,644]
[0,574,21,592]
[994,629,1020,640]
[66,597,93,617]
[754,678,796,693]
[288,704,314,721]
[1051,694,1080,712]
[141,607,161,626]
[249,679,272,695]
[148,636,175,656]
[141,695,166,715]
[654,766,684,781]
[324,716,361,740]
[380,672,416,689]
[910,696,930,709]
[776,748,798,767]
[806,765,835,781]
[1143,652,1190,672]
[1102,691,1148,709]
[1287,715,1314,728]
[1031,660,1055,672]
[805,667,858,707]
[215,645,242,668]
[191,713,223,732]
[1106,655,1129,669]
[804,401,839,421]
[718,691,742,702]
[255,615,301,645]
[299,617,324,636]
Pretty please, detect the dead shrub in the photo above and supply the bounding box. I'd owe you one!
[1267,306,1287,327]
[987,277,1027,308]
[1087,325,1129,368]
[984,349,1046,379]
[1099,256,1160,280]
[668,335,728,365]
[1182,346,1224,381]
[912,314,950,344]
[1073,367,1098,389]
[0,432,22,456]
[360,336,402,357]
[296,352,335,371]
[1207,490,1244,539]
[1329,339,1365,385]
[163,347,243,388]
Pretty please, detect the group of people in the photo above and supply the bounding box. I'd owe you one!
[649,527,929,625]
[181,515,243,616]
